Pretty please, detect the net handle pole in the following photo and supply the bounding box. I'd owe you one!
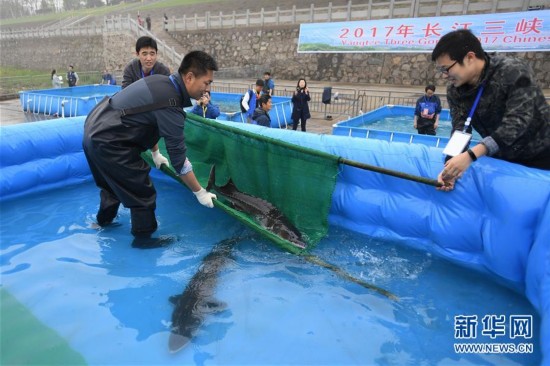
[186,115,443,187]
[338,157,443,187]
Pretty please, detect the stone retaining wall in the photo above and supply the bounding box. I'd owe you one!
[170,25,550,88]
[0,32,135,76]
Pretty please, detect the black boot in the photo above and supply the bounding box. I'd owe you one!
[97,190,120,226]
[130,208,157,236]
[131,208,172,249]
[132,234,176,249]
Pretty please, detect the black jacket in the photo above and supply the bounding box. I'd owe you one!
[252,107,271,127]
[291,89,311,120]
[447,54,550,168]
[85,73,192,174]
[121,58,171,89]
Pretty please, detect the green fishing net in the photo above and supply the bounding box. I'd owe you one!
[142,114,339,254]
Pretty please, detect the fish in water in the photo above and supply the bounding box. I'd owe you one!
[205,165,398,300]
[206,165,306,249]
[168,236,239,353]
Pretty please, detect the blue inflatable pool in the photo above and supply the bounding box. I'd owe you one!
[0,116,549,365]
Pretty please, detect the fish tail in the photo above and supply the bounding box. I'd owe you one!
[206,165,216,192]
[303,254,398,301]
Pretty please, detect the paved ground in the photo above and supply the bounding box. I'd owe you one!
[0,98,58,126]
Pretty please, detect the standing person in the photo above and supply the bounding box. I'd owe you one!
[82,50,219,248]
[122,36,171,89]
[431,29,550,191]
[122,36,172,168]
[413,84,441,135]
[145,14,151,31]
[240,79,264,122]
[252,94,272,127]
[263,71,275,96]
[291,78,311,132]
[51,69,62,88]
[67,65,79,87]
[137,14,144,27]
[190,90,220,119]
[101,69,116,85]
[163,13,169,31]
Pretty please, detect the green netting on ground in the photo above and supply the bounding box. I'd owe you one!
[142,114,339,254]
[0,288,87,365]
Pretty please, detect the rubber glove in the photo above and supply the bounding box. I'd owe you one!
[193,188,217,208]
[152,149,169,169]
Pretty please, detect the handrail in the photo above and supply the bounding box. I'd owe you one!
[103,15,182,68]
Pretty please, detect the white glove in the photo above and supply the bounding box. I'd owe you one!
[152,150,169,169]
[193,188,217,208]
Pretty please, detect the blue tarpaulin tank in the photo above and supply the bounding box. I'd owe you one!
[19,85,120,117]
[202,92,293,128]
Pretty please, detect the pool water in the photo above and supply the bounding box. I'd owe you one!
[358,115,482,140]
[0,179,541,365]
[204,100,239,113]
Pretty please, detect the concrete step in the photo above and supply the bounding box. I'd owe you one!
[148,21,186,64]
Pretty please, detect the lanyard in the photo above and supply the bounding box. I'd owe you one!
[140,68,154,79]
[169,74,182,95]
[462,84,485,132]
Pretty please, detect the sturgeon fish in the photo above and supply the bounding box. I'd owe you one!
[206,165,306,249]
[168,236,239,353]
[205,165,398,301]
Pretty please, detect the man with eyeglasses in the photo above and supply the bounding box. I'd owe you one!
[431,29,550,191]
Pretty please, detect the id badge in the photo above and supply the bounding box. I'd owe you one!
[443,131,472,156]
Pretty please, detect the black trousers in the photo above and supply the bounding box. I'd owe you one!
[83,140,157,237]
[292,117,307,132]
[417,125,436,135]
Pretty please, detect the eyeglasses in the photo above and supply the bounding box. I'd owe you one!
[436,61,458,74]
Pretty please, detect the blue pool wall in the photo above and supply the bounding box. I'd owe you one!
[0,117,549,364]
[199,92,293,128]
[336,105,451,126]
[19,85,121,117]
[0,117,91,200]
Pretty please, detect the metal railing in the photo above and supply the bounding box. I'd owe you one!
[210,80,448,119]
[103,15,182,68]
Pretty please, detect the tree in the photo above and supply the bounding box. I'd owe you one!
[0,0,32,19]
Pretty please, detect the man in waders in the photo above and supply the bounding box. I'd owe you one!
[83,50,218,248]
